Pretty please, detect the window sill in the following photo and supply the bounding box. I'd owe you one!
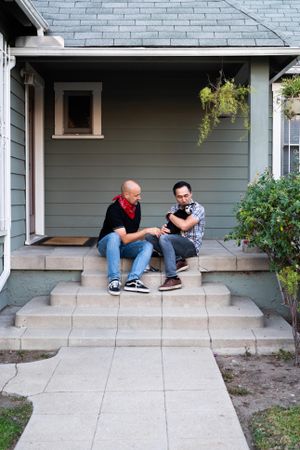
[52,134,104,140]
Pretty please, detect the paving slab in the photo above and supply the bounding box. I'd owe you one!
[1,346,249,450]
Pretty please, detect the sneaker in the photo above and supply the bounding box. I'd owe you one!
[159,277,182,291]
[108,279,121,296]
[124,279,150,293]
[144,264,160,273]
[176,259,189,273]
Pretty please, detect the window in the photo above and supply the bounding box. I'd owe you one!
[272,83,300,178]
[53,82,103,139]
[282,118,300,175]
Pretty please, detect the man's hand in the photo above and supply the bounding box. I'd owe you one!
[160,224,171,235]
[146,227,162,237]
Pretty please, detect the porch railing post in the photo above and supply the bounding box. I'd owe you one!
[249,57,270,181]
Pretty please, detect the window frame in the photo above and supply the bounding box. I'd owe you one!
[272,82,300,178]
[52,82,103,139]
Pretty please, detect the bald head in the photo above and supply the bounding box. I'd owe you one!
[121,180,141,205]
[121,180,140,194]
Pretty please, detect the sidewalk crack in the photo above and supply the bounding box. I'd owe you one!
[1,363,18,394]
[161,347,170,450]
[90,347,116,450]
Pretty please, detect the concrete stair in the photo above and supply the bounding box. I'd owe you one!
[0,264,295,353]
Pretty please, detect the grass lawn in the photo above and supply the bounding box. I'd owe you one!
[0,398,32,450]
[251,405,300,450]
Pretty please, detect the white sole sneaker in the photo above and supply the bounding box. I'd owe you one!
[123,286,150,294]
[159,284,182,291]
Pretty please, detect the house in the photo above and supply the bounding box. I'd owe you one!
[0,0,299,349]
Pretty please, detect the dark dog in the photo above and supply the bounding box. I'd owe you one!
[166,204,194,234]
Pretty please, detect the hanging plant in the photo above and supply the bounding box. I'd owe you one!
[280,76,300,120]
[198,75,251,145]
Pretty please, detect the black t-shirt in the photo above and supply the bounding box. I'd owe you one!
[98,201,141,242]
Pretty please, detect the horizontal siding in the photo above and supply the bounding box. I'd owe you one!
[0,238,4,275]
[45,71,249,239]
[11,67,25,251]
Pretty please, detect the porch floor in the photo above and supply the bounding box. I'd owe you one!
[11,239,270,272]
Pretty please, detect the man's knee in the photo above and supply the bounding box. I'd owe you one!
[159,234,170,244]
[107,232,121,245]
[142,240,153,254]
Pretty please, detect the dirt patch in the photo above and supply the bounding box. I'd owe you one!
[216,353,300,449]
[0,350,57,365]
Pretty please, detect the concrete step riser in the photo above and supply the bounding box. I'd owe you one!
[15,315,72,329]
[84,256,200,271]
[50,293,230,308]
[81,273,202,288]
[15,314,264,330]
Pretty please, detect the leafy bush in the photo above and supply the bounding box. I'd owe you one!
[226,171,300,364]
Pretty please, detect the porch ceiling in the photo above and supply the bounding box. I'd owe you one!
[15,54,295,81]
[18,57,246,81]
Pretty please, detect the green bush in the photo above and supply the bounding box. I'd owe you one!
[226,171,300,364]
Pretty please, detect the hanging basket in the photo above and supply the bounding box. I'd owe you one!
[283,97,300,120]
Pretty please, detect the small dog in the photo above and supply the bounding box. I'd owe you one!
[166,204,194,234]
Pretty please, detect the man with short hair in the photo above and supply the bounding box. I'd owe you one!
[98,180,161,295]
[146,181,205,291]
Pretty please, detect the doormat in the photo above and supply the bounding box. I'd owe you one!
[34,236,97,247]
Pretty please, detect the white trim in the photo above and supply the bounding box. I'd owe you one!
[53,82,102,138]
[10,46,300,58]
[0,34,15,292]
[272,83,282,179]
[14,0,48,33]
[23,64,45,245]
[52,135,104,139]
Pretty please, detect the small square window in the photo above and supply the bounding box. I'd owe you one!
[52,82,103,139]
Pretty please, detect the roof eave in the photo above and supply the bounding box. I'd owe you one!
[11,46,300,57]
[14,0,48,34]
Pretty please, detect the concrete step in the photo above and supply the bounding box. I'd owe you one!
[0,313,294,351]
[50,281,230,308]
[81,270,202,288]
[15,295,263,330]
[83,251,200,272]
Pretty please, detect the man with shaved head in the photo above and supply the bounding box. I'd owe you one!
[98,180,161,295]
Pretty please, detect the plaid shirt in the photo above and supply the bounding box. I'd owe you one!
[170,200,205,255]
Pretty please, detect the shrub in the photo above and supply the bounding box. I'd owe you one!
[226,171,300,364]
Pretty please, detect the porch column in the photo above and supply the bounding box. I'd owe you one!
[249,57,270,181]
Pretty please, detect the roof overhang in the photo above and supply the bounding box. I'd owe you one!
[14,0,48,32]
[10,46,300,58]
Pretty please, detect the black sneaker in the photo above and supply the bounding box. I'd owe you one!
[108,279,121,296]
[124,279,150,293]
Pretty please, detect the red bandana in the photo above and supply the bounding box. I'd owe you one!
[112,194,136,219]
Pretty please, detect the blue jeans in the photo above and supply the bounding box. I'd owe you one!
[98,232,153,282]
[145,234,196,278]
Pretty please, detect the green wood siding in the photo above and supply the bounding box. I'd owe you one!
[45,71,249,239]
[11,67,26,250]
[0,236,4,274]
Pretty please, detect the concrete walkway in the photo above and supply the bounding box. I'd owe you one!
[0,347,249,450]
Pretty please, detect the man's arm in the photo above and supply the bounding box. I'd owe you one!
[167,214,199,232]
[115,227,161,245]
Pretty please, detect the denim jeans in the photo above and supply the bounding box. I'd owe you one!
[145,234,197,278]
[98,232,153,282]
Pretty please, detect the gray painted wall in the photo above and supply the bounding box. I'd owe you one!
[11,66,26,251]
[0,67,25,308]
[45,71,249,239]
[0,236,7,311]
